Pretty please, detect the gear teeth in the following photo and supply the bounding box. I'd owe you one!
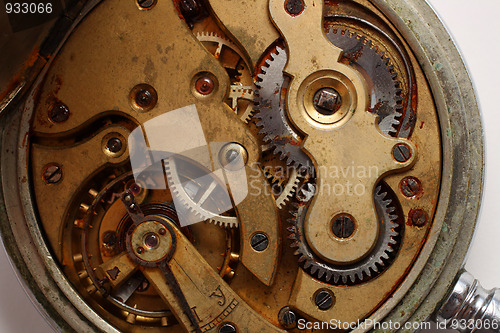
[326,28,402,136]
[288,185,401,285]
[276,169,301,209]
[166,158,239,228]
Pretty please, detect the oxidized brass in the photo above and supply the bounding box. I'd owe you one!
[25,0,442,331]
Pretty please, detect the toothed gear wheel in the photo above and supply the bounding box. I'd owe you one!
[263,166,301,209]
[325,28,403,135]
[254,46,311,168]
[164,157,238,228]
[254,31,402,167]
[196,32,256,123]
[288,185,400,284]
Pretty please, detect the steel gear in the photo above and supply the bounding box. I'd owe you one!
[325,28,403,135]
[197,35,302,215]
[196,32,255,123]
[263,166,301,209]
[254,31,403,166]
[254,45,311,168]
[260,145,303,209]
[288,185,400,284]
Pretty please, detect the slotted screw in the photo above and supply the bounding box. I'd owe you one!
[392,143,412,162]
[315,289,335,310]
[279,307,297,329]
[251,233,269,252]
[331,214,355,239]
[400,176,422,198]
[43,164,63,184]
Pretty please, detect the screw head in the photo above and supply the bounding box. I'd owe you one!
[315,289,335,310]
[251,233,269,252]
[218,323,237,333]
[137,247,145,254]
[43,164,63,184]
[106,137,123,154]
[137,0,156,9]
[331,214,355,239]
[278,307,297,329]
[392,143,412,163]
[48,102,70,123]
[159,228,166,236]
[400,176,422,198]
[409,209,429,227]
[195,76,215,95]
[285,0,305,16]
[313,88,342,115]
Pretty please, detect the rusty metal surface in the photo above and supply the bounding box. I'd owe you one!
[0,0,482,332]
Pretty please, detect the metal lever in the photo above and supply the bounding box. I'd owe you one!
[437,271,500,332]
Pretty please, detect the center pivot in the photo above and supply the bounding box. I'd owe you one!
[129,220,174,264]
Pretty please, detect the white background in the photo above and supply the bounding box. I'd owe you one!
[0,1,499,332]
